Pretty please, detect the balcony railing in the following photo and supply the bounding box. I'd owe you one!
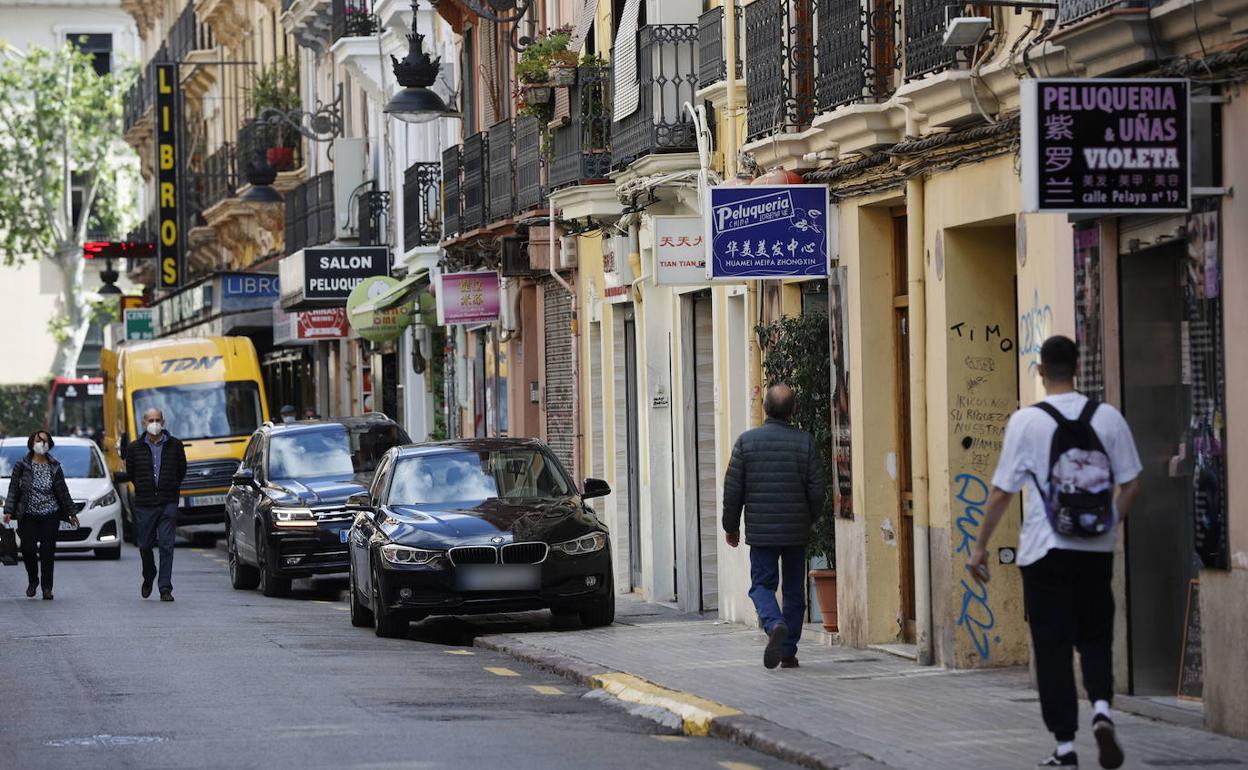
[488,120,514,222]
[461,132,488,231]
[285,171,335,256]
[612,25,699,170]
[442,146,462,238]
[904,0,958,81]
[515,115,546,211]
[745,0,815,142]
[191,142,238,218]
[816,0,899,112]
[550,66,612,191]
[358,188,390,246]
[123,48,165,134]
[332,0,378,42]
[403,161,441,249]
[697,6,741,90]
[168,2,214,63]
[1056,0,1150,24]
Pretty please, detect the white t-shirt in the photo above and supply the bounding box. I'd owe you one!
[991,392,1143,567]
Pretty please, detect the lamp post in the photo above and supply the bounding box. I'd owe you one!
[383,1,459,124]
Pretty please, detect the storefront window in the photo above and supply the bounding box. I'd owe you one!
[829,267,852,519]
[1073,222,1105,402]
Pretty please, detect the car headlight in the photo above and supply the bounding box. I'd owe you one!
[380,544,442,565]
[272,507,317,528]
[552,532,607,556]
[90,490,118,509]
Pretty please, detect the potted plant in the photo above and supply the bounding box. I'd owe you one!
[547,49,579,86]
[757,311,838,632]
[517,25,574,88]
[248,59,301,171]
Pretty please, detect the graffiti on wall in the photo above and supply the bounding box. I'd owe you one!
[953,472,999,660]
[1019,290,1054,375]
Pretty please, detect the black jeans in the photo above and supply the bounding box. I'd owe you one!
[18,515,60,590]
[1021,549,1115,742]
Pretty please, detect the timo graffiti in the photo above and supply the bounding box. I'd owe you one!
[954,472,998,660]
[1019,290,1054,374]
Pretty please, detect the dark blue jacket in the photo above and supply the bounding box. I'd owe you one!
[722,418,826,547]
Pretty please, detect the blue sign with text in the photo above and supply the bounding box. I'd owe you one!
[707,185,831,279]
[221,273,280,312]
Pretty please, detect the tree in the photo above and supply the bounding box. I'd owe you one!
[0,42,136,377]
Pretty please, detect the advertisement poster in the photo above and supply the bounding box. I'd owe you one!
[438,271,501,325]
[346,276,414,343]
[706,185,833,279]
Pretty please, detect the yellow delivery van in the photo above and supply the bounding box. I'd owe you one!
[101,336,269,538]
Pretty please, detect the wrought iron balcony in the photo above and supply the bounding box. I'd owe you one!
[816,0,899,113]
[285,171,335,256]
[461,132,488,231]
[745,0,816,142]
[550,66,612,191]
[332,0,378,42]
[123,48,164,134]
[612,24,699,170]
[403,161,441,249]
[190,142,238,219]
[488,120,515,222]
[515,115,546,212]
[168,2,214,63]
[904,0,959,81]
[697,6,741,90]
[1056,0,1151,24]
[358,188,390,246]
[442,146,462,239]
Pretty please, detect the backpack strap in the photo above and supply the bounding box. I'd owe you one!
[1077,398,1101,425]
[1031,401,1068,425]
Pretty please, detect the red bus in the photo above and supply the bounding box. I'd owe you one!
[46,376,105,445]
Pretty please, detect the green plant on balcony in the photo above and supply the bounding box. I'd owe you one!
[248,59,301,170]
[517,25,574,86]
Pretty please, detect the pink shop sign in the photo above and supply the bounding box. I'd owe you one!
[437,271,501,324]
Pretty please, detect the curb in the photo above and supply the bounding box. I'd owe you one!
[475,633,891,770]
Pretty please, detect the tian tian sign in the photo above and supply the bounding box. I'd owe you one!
[706,185,832,279]
[653,216,706,285]
[1022,78,1190,213]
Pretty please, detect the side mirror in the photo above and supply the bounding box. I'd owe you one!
[113,471,130,485]
[232,467,257,487]
[582,477,611,499]
[345,492,373,510]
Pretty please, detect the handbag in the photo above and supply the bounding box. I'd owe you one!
[0,522,18,566]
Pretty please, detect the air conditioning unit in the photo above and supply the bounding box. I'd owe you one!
[500,236,531,276]
[558,235,578,270]
[332,138,368,239]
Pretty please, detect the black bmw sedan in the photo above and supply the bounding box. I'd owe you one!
[346,438,615,638]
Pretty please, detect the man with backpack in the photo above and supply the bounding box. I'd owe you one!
[970,336,1141,770]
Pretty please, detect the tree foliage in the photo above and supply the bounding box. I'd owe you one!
[757,312,836,566]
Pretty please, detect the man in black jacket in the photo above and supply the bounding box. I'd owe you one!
[125,408,187,601]
[723,384,826,669]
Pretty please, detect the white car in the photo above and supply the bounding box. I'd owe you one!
[1,436,123,559]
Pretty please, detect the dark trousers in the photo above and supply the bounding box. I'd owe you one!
[18,516,60,589]
[1021,549,1115,742]
[134,502,177,593]
[748,545,807,657]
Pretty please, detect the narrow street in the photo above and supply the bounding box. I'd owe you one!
[0,542,793,770]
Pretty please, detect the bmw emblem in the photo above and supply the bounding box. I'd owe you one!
[490,536,504,544]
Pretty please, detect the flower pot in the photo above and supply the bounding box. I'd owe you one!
[522,86,552,105]
[266,146,295,171]
[809,568,838,632]
[548,65,576,87]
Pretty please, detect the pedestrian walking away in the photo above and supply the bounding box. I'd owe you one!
[124,408,187,602]
[2,431,80,600]
[970,336,1142,770]
[722,383,826,670]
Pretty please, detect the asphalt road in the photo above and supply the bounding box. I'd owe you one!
[1,540,794,770]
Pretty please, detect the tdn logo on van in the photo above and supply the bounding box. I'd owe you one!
[160,356,223,374]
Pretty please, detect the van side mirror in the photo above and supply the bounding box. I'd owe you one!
[582,477,611,499]
[232,467,257,488]
[345,492,373,510]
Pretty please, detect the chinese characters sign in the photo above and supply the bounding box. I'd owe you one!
[438,271,500,324]
[653,216,706,285]
[1022,78,1190,214]
[706,185,832,279]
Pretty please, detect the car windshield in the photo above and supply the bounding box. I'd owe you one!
[0,445,105,478]
[132,382,262,441]
[268,428,355,480]
[388,447,571,506]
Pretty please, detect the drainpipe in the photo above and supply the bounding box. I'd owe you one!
[724,0,738,179]
[900,98,933,666]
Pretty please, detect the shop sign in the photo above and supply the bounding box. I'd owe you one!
[706,185,833,279]
[346,276,414,343]
[1022,78,1190,214]
[124,308,154,341]
[272,302,349,345]
[437,271,500,324]
[279,246,390,309]
[220,273,279,313]
[601,233,634,304]
[653,216,706,285]
[156,283,211,334]
[154,63,182,288]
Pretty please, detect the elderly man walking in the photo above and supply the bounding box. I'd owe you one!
[722,383,826,669]
[125,408,187,602]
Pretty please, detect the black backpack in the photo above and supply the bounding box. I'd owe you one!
[1029,400,1116,537]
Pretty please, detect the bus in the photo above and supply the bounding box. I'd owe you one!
[101,337,269,538]
[46,376,105,445]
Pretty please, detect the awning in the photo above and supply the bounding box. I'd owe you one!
[568,0,598,53]
[612,0,641,122]
[353,269,430,315]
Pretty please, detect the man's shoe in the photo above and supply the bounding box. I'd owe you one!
[141,579,153,599]
[159,591,174,602]
[1037,751,1078,767]
[780,656,800,669]
[1093,715,1124,769]
[41,588,53,600]
[763,623,788,669]
[25,582,37,598]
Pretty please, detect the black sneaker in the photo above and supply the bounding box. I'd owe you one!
[1093,715,1124,769]
[141,579,153,599]
[763,623,788,669]
[25,582,37,598]
[1038,751,1078,767]
[41,588,53,600]
[160,591,174,602]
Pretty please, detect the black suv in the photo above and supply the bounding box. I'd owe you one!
[225,414,410,596]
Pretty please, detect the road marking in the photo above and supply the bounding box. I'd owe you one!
[718,763,763,770]
[312,600,331,604]
[484,666,521,677]
[528,685,563,695]
[651,735,687,743]
[333,606,349,611]
[443,649,474,656]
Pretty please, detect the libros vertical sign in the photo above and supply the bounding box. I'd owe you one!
[154,63,182,288]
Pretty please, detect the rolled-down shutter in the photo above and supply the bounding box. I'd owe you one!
[612,0,641,122]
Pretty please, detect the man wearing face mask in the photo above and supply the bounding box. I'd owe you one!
[279,404,297,424]
[124,408,187,601]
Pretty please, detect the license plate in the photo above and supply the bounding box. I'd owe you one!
[340,529,350,544]
[181,494,227,508]
[58,521,77,531]
[456,564,540,592]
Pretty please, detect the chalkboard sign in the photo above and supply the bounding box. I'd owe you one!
[1177,579,1203,701]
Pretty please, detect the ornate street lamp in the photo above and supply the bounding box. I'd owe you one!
[384,2,460,124]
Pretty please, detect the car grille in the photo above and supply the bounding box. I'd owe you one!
[313,509,353,523]
[183,460,239,490]
[448,546,498,566]
[501,542,548,565]
[57,527,91,542]
[73,501,86,513]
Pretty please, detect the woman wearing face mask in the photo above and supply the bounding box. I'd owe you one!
[2,431,79,599]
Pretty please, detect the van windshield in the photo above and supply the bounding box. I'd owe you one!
[133,382,263,441]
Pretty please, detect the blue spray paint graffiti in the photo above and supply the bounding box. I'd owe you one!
[953,472,997,660]
[1019,290,1054,374]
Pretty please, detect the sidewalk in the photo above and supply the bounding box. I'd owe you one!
[476,596,1248,770]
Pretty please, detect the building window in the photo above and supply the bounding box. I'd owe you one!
[68,33,113,76]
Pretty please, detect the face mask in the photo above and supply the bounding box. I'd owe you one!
[146,421,164,437]
[282,416,295,424]
[32,442,48,456]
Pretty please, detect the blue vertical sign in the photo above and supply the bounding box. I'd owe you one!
[706,185,832,279]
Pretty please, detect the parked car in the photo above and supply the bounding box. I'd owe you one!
[345,438,615,638]
[225,414,410,597]
[0,436,123,559]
